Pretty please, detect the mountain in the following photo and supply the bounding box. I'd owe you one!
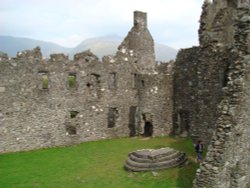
[0,35,177,61]
[0,36,71,57]
[70,35,122,59]
[155,43,177,62]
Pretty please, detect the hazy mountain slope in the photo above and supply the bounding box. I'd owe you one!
[155,43,177,61]
[0,35,177,61]
[0,36,71,57]
[70,35,122,59]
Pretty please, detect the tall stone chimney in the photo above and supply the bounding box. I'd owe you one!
[118,11,155,73]
[134,11,147,30]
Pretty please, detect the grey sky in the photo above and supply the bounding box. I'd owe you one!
[1,0,204,49]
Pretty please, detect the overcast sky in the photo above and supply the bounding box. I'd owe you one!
[1,0,204,49]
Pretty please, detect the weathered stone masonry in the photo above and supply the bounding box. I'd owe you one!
[0,11,173,153]
[193,1,250,187]
[174,45,232,143]
[173,0,250,187]
[174,1,249,140]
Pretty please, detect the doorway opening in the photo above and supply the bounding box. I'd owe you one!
[174,110,190,137]
[142,113,153,137]
[107,107,119,128]
[144,121,153,137]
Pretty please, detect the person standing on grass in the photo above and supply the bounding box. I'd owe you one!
[195,140,204,163]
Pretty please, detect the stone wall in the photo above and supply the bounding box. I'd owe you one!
[173,47,200,138]
[173,1,250,186]
[0,11,173,153]
[192,2,250,188]
[173,0,250,145]
[138,73,173,136]
[173,46,232,143]
[199,46,230,143]
[196,46,234,143]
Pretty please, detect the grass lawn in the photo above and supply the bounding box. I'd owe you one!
[0,136,200,188]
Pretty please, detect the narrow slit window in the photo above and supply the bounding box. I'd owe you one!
[141,80,145,87]
[132,73,138,88]
[38,71,49,90]
[66,125,77,135]
[42,75,49,89]
[70,111,79,118]
[68,74,77,88]
[219,69,228,88]
[109,73,117,89]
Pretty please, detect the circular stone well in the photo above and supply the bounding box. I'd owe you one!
[124,147,187,171]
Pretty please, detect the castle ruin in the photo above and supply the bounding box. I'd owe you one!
[1,1,250,187]
[0,11,173,153]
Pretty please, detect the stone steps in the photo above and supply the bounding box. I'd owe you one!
[124,147,188,171]
[128,150,180,163]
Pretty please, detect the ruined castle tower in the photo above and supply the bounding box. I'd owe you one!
[192,0,250,187]
[174,0,250,142]
[118,11,155,72]
[173,0,250,186]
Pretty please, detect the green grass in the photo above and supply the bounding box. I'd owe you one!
[0,137,199,188]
